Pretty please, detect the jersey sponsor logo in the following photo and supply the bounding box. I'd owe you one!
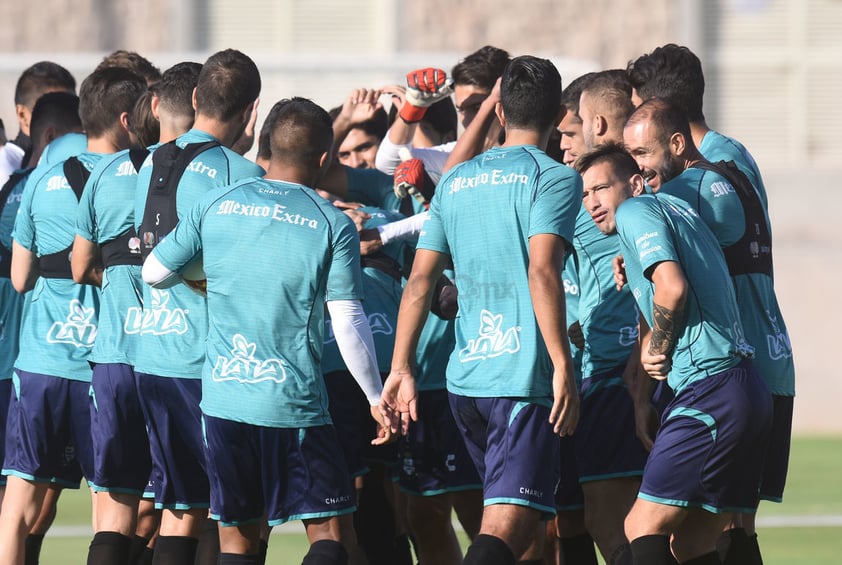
[733,321,755,358]
[324,312,394,344]
[115,160,139,177]
[766,311,792,361]
[45,175,71,192]
[563,278,579,296]
[448,169,529,194]
[186,160,217,179]
[619,325,639,347]
[215,200,320,229]
[709,181,735,198]
[212,333,288,384]
[5,192,22,205]
[46,299,97,348]
[124,288,189,336]
[459,309,521,362]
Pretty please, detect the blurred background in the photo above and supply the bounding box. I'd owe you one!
[0,0,839,432]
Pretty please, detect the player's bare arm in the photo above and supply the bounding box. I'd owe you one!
[10,240,39,294]
[528,233,579,437]
[644,260,687,379]
[70,234,104,287]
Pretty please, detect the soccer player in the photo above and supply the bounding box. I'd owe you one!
[622,97,795,564]
[142,96,391,565]
[0,61,76,188]
[577,142,772,564]
[1,66,146,565]
[71,59,207,565]
[132,49,264,565]
[382,55,581,565]
[557,72,595,167]
[0,90,84,565]
[578,70,634,151]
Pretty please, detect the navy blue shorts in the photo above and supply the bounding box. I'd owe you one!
[90,363,152,495]
[759,394,793,502]
[575,367,647,482]
[136,373,209,509]
[204,414,356,527]
[639,361,772,514]
[449,393,560,517]
[3,370,93,487]
[325,371,371,477]
[554,435,584,511]
[399,389,481,496]
[0,379,12,487]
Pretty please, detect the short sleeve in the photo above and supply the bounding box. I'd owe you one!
[415,189,450,255]
[528,164,582,245]
[325,212,363,301]
[75,174,98,242]
[153,199,204,273]
[11,173,38,251]
[616,198,678,277]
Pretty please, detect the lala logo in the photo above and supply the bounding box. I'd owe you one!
[766,311,792,361]
[46,299,97,348]
[124,288,189,336]
[324,312,393,344]
[212,333,288,384]
[459,309,521,363]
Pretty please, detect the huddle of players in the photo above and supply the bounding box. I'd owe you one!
[0,43,793,565]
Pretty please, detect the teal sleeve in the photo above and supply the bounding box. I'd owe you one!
[528,165,582,244]
[326,213,363,301]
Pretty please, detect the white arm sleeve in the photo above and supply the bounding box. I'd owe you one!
[142,253,182,289]
[374,134,409,176]
[377,211,428,245]
[327,299,383,405]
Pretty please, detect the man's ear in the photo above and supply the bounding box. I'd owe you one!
[119,111,131,134]
[669,132,686,157]
[15,104,30,135]
[42,125,59,145]
[630,173,646,197]
[594,114,608,137]
[191,87,198,112]
[150,94,161,120]
[495,102,506,128]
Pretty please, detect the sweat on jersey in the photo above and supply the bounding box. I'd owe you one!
[417,144,582,403]
[615,192,752,394]
[132,129,264,379]
[152,178,364,428]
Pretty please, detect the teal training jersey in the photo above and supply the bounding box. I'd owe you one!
[346,168,426,215]
[415,268,457,392]
[699,130,768,211]
[12,153,104,381]
[572,205,638,378]
[37,132,87,169]
[321,206,405,375]
[76,150,143,366]
[562,247,583,384]
[153,178,363,428]
[133,130,264,379]
[661,167,794,395]
[418,145,582,402]
[615,193,752,394]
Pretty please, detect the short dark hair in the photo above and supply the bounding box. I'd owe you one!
[627,44,706,122]
[14,61,76,108]
[29,91,81,145]
[257,99,292,161]
[195,49,261,122]
[96,50,162,85]
[79,67,147,137]
[500,56,562,131]
[581,69,635,125]
[561,72,597,118]
[269,98,334,167]
[574,141,641,179]
[420,97,457,141]
[451,45,511,91]
[129,89,159,148]
[157,61,202,119]
[625,97,693,146]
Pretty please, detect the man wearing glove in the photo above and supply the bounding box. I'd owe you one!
[376,46,510,184]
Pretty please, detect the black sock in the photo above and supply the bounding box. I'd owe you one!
[24,534,46,565]
[721,528,751,565]
[301,539,348,565]
[394,533,413,565]
[193,519,219,565]
[516,561,542,565]
[152,535,198,565]
[630,535,674,565]
[258,539,269,565]
[684,551,721,565]
[463,534,516,565]
[559,533,599,565]
[610,542,633,565]
[218,554,260,565]
[87,531,133,565]
[129,535,151,565]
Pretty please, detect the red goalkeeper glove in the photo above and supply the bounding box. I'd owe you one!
[399,68,453,123]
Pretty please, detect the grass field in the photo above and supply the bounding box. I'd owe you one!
[39,436,842,564]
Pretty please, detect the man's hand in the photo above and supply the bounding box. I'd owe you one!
[641,348,671,380]
[400,68,453,123]
[633,399,659,452]
[337,88,383,128]
[613,253,627,291]
[341,208,372,232]
[360,228,384,256]
[549,367,580,437]
[380,369,418,435]
[369,404,396,446]
[393,157,427,205]
[567,321,584,350]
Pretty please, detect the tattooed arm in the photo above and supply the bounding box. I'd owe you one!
[642,260,687,379]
